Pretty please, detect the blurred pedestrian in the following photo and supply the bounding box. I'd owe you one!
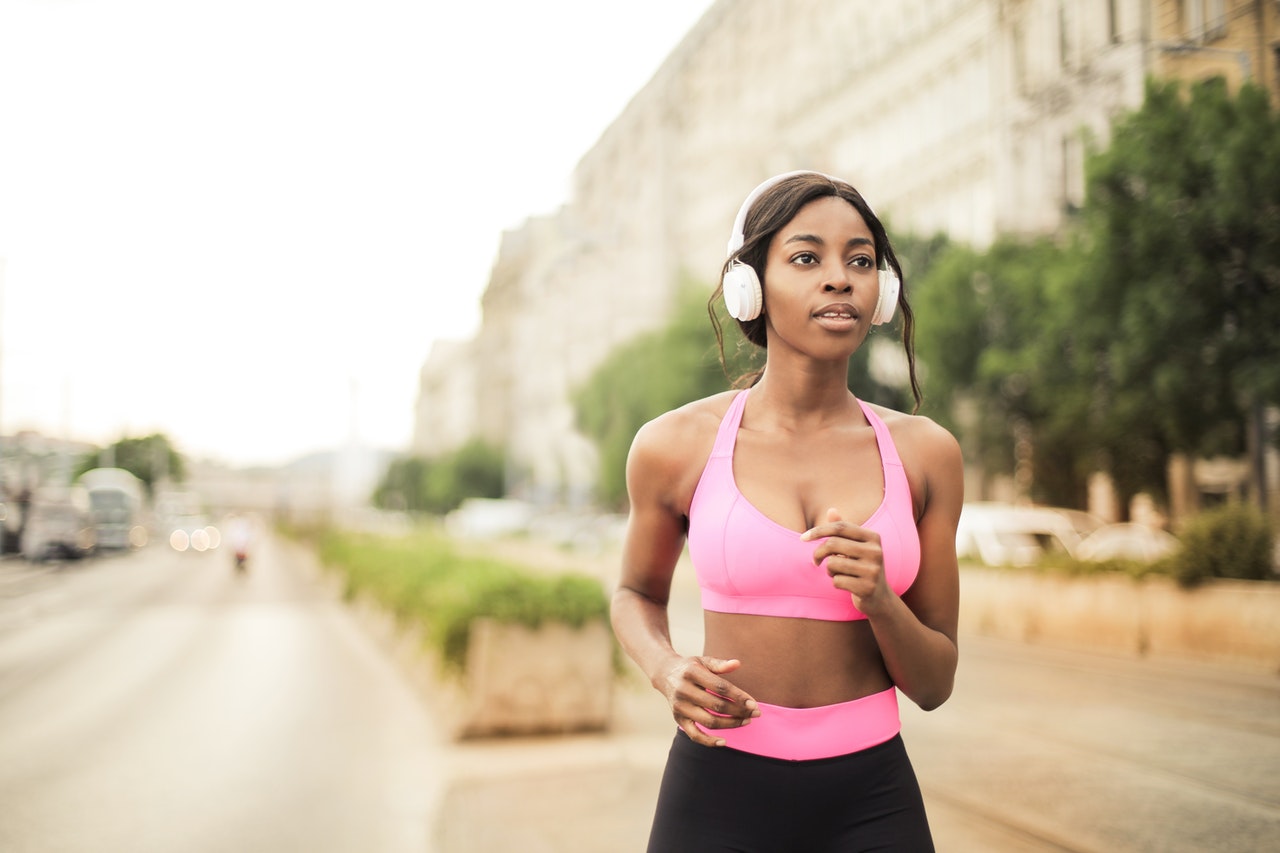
[226,513,252,572]
[611,171,964,851]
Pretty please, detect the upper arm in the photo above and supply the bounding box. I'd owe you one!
[615,412,705,607]
[901,419,965,642]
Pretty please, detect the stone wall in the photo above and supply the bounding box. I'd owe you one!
[961,568,1280,673]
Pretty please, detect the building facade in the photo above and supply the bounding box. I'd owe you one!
[415,0,1277,506]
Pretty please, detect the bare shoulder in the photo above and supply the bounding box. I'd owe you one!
[863,404,964,511]
[865,404,960,458]
[628,391,739,512]
[630,390,739,467]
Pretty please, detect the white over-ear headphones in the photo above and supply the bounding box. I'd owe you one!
[722,171,899,326]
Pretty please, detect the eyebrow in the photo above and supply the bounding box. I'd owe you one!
[783,233,875,250]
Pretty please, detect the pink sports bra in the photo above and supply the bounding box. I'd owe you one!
[687,389,921,621]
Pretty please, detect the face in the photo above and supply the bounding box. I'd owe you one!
[761,195,880,356]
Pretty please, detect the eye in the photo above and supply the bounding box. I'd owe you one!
[791,251,819,266]
[848,255,875,269]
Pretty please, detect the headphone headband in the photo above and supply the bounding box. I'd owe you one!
[726,170,839,255]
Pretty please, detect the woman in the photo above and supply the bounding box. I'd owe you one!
[611,171,963,851]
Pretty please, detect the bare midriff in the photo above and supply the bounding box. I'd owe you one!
[702,611,892,708]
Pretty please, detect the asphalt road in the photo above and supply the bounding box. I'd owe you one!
[2,535,1278,852]
[0,537,447,853]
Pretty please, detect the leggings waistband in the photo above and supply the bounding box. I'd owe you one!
[698,687,900,761]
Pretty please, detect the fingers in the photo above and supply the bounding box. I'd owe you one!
[686,657,759,720]
[800,507,890,609]
[805,518,882,567]
[662,656,759,747]
[801,506,873,546]
[680,718,727,748]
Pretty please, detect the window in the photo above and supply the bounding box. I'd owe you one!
[1185,0,1228,41]
[1184,0,1204,39]
[1061,133,1085,213]
[1058,2,1074,70]
[1206,0,1227,40]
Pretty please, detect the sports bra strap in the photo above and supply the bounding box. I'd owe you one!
[709,390,750,458]
[857,400,903,467]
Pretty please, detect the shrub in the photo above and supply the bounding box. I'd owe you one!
[1172,502,1276,586]
[312,527,610,672]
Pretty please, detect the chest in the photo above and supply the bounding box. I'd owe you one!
[731,424,885,532]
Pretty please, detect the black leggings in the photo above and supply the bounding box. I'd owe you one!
[646,732,935,852]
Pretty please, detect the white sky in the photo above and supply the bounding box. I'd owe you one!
[0,0,714,468]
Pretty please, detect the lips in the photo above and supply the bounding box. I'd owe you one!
[813,303,857,320]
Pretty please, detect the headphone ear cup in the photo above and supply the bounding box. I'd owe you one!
[873,269,900,325]
[722,263,763,321]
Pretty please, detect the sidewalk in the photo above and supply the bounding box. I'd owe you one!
[296,532,1280,852]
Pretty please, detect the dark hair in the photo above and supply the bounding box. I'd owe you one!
[708,172,922,411]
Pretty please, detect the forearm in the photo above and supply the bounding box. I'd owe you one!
[610,586,685,689]
[867,595,958,711]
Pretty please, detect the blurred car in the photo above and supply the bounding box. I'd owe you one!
[20,486,97,561]
[0,500,19,554]
[80,467,147,551]
[445,498,534,539]
[1054,507,1107,541]
[956,502,1086,567]
[168,514,221,552]
[1076,523,1179,563]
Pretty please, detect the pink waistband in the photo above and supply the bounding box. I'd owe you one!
[698,687,900,761]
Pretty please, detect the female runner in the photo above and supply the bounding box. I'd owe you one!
[611,170,963,851]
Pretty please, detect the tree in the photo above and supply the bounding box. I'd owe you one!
[74,434,185,497]
[912,237,1096,506]
[372,439,505,515]
[913,77,1279,511]
[1078,77,1280,505]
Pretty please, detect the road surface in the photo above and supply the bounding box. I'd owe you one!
[0,536,446,853]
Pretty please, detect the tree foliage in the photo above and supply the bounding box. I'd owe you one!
[912,237,1096,506]
[74,434,185,496]
[1080,77,1280,461]
[372,439,505,515]
[912,76,1279,509]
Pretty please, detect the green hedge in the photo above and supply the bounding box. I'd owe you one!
[1172,502,1276,586]
[310,527,609,672]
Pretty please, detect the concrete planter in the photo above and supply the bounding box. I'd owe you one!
[453,618,614,739]
[960,568,1280,672]
[287,533,616,738]
[348,592,614,739]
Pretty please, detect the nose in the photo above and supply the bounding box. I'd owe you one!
[821,261,853,293]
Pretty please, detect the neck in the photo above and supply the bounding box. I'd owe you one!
[750,363,860,431]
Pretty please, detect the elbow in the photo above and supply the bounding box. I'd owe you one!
[907,663,956,712]
[913,637,959,711]
[910,678,954,712]
[915,686,953,712]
